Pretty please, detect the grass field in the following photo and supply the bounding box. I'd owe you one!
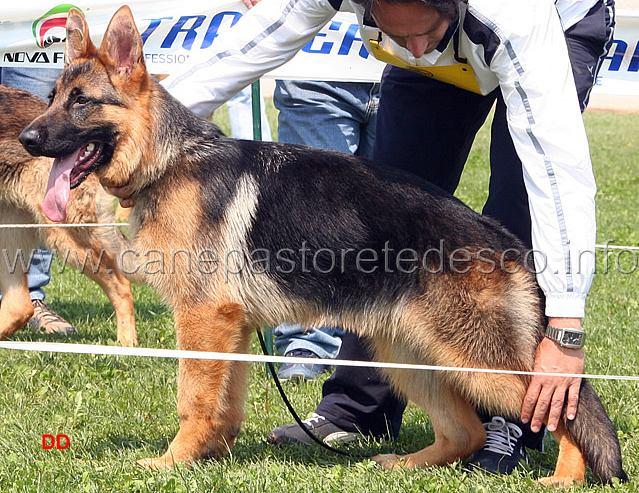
[0,105,637,492]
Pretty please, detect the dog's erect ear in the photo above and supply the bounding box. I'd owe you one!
[99,5,146,80]
[65,8,97,64]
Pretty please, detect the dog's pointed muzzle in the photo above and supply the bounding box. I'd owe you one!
[19,126,47,157]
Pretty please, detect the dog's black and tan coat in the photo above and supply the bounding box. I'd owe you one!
[19,6,626,485]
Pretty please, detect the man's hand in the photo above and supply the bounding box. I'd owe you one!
[521,317,584,434]
[242,0,261,8]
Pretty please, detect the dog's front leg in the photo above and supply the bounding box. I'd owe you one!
[138,301,251,469]
[0,270,34,340]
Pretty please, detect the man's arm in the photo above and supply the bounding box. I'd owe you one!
[485,0,595,433]
[161,0,338,118]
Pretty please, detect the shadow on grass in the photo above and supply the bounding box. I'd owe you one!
[42,299,171,324]
[83,427,418,468]
[84,431,362,468]
[225,422,434,467]
[10,299,172,344]
[86,434,172,460]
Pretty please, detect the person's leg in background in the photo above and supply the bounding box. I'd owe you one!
[268,80,378,382]
[226,84,273,141]
[1,67,59,101]
[273,323,343,381]
[274,80,379,157]
[0,67,76,335]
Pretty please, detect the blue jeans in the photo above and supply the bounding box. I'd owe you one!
[0,67,60,102]
[271,80,379,357]
[274,80,379,159]
[273,324,344,359]
[0,67,61,302]
[227,85,273,141]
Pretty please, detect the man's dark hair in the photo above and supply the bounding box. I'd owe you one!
[353,0,464,24]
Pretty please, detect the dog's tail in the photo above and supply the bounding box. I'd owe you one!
[567,380,627,484]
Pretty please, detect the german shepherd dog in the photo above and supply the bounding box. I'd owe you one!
[0,84,137,346]
[19,6,626,485]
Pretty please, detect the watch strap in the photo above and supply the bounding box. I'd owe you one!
[545,324,586,349]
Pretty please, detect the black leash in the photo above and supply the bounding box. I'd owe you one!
[256,329,371,459]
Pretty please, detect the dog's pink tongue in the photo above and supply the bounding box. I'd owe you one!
[42,149,81,222]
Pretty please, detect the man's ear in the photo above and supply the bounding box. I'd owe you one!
[65,8,97,64]
[98,5,146,79]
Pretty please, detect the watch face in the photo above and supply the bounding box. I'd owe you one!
[561,331,584,347]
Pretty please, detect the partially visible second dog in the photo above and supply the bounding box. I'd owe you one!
[0,84,137,346]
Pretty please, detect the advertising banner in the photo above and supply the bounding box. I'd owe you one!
[1,1,637,93]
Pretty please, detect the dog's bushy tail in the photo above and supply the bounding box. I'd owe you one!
[567,380,628,484]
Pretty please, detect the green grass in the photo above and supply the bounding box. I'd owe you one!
[0,105,638,492]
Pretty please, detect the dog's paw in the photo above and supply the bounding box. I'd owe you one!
[372,453,405,471]
[136,455,176,470]
[117,335,138,347]
[537,476,584,487]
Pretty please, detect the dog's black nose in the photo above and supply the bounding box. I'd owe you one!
[19,127,44,156]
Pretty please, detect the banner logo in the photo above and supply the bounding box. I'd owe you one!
[32,4,82,48]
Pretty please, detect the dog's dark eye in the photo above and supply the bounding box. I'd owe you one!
[75,96,90,106]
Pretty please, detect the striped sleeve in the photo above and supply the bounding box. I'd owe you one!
[478,1,596,317]
[162,0,338,117]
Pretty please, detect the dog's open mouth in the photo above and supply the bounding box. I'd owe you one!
[43,141,103,222]
[70,142,103,187]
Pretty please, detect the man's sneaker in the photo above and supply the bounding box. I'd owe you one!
[467,416,528,475]
[27,300,78,335]
[277,349,331,381]
[267,413,362,446]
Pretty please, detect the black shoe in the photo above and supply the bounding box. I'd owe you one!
[276,349,331,381]
[267,414,362,445]
[467,416,528,475]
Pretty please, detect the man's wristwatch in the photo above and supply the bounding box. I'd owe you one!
[544,324,586,349]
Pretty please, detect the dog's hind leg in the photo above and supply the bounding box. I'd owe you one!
[538,420,586,486]
[138,301,252,469]
[373,373,486,470]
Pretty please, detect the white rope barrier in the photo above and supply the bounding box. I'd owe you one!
[596,244,639,251]
[1,340,638,382]
[0,223,128,229]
